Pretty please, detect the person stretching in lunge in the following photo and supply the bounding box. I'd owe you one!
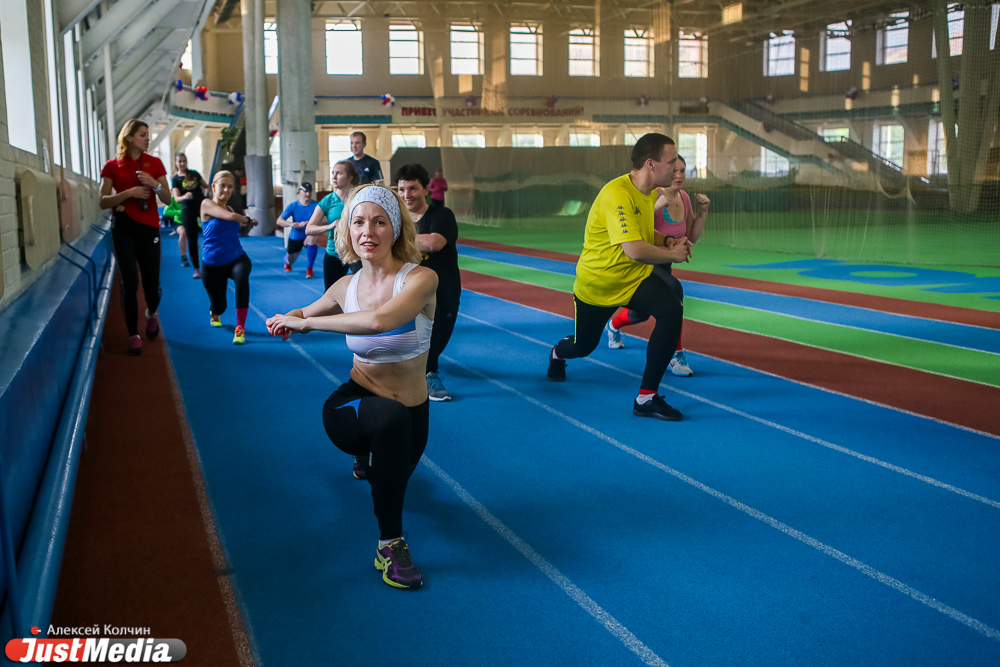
[605,154,710,377]
[199,171,258,345]
[547,133,692,421]
[277,183,320,277]
[267,184,437,589]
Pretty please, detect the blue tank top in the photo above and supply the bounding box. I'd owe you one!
[201,215,245,266]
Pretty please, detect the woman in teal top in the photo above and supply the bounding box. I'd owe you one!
[307,160,359,290]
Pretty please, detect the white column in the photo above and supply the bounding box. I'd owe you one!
[103,44,115,156]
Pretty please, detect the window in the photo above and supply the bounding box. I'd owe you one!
[264,21,278,74]
[391,133,426,154]
[992,4,999,50]
[451,24,484,75]
[760,147,790,176]
[510,24,542,76]
[180,40,192,70]
[326,21,363,75]
[452,133,486,148]
[820,127,850,142]
[821,21,851,72]
[390,25,423,75]
[270,135,281,186]
[1,0,37,154]
[328,135,352,166]
[677,132,708,178]
[624,28,654,77]
[765,32,795,76]
[569,133,600,147]
[64,31,81,173]
[187,137,204,176]
[932,4,964,57]
[678,31,708,78]
[44,0,62,165]
[569,28,598,76]
[877,12,908,65]
[873,123,904,168]
[927,120,947,175]
[512,133,544,147]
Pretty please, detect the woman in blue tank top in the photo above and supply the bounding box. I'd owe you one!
[266,185,438,590]
[199,171,258,345]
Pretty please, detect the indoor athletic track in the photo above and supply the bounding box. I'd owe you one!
[92,234,1000,666]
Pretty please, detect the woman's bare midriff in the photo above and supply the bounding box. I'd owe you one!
[350,351,430,407]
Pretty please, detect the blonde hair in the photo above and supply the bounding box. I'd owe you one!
[335,184,421,265]
[117,119,149,159]
[212,170,236,186]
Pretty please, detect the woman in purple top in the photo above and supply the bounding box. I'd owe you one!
[199,171,258,345]
[428,169,448,206]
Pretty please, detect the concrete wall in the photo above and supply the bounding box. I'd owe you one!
[0,0,102,314]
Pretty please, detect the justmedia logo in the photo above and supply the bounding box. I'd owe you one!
[5,638,187,663]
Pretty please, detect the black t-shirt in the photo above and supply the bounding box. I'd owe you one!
[349,155,383,184]
[417,204,461,304]
[171,170,206,214]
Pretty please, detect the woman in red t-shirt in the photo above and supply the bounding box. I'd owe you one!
[99,119,171,356]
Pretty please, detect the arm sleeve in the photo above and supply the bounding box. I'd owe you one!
[371,158,383,181]
[604,193,645,246]
[426,207,458,246]
[281,203,296,219]
[171,174,182,190]
[100,160,116,181]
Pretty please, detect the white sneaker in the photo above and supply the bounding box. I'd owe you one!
[668,350,693,377]
[605,321,624,349]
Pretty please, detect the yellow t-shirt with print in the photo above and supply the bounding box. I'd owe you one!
[573,174,656,307]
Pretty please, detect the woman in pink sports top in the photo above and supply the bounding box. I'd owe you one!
[605,155,711,377]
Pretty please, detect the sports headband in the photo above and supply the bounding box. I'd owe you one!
[349,186,401,241]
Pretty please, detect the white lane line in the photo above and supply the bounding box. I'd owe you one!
[441,353,1000,644]
[459,313,1000,509]
[420,457,670,667]
[250,310,669,667]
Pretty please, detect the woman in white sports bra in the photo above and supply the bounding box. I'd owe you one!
[266,184,438,590]
[605,155,710,377]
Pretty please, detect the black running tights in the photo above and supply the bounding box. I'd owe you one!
[554,270,683,392]
[111,213,162,337]
[322,380,429,540]
[200,252,252,315]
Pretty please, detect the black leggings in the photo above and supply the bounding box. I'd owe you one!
[181,207,200,269]
[323,380,429,540]
[323,253,349,291]
[200,253,252,315]
[623,265,684,324]
[426,294,460,374]
[555,270,683,392]
[111,213,162,336]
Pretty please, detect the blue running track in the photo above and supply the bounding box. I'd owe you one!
[156,236,1000,667]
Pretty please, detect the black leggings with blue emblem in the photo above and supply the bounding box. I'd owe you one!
[322,379,429,540]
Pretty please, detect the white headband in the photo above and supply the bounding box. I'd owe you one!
[349,186,402,241]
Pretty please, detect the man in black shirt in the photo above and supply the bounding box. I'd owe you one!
[395,163,461,401]
[349,131,384,185]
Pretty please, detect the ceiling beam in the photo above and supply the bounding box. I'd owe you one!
[80,0,157,64]
[57,0,103,34]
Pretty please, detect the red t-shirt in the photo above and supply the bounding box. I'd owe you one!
[100,153,167,227]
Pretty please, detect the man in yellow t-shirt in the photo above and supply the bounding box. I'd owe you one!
[547,134,693,421]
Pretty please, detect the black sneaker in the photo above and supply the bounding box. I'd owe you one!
[633,395,683,421]
[547,348,566,381]
[180,255,190,267]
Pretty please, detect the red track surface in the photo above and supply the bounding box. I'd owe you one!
[458,238,1000,330]
[50,278,244,665]
[460,269,1000,437]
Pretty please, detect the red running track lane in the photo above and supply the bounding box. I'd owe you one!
[457,239,1000,330]
[460,268,1000,437]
